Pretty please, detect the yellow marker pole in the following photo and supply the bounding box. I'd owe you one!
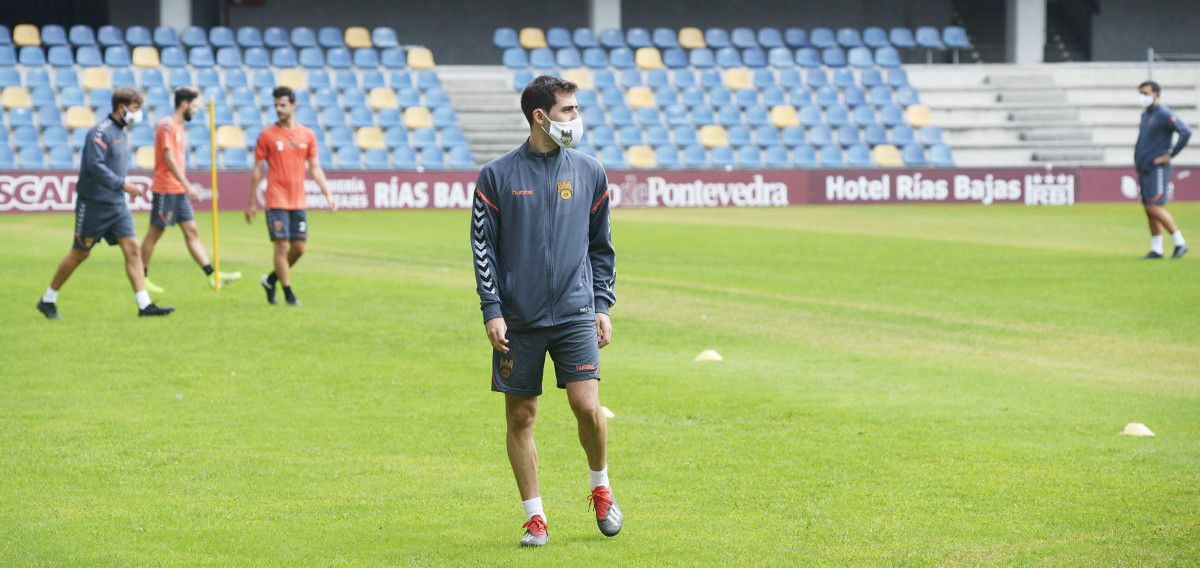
[208,98,221,292]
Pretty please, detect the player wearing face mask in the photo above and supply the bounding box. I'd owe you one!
[1134,80,1192,259]
[37,87,174,319]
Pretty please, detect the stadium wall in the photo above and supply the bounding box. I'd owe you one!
[2,167,1195,214]
[1091,0,1200,62]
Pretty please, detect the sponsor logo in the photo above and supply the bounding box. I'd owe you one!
[500,358,514,379]
[616,174,788,207]
[558,180,573,200]
[1023,173,1074,206]
[575,364,596,371]
[512,189,534,196]
[822,172,1074,206]
[372,178,476,209]
[0,174,153,212]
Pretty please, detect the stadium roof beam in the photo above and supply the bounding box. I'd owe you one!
[1006,0,1046,64]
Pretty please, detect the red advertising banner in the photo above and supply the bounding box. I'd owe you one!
[1,167,1196,214]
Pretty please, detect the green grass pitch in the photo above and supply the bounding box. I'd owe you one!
[1,203,1197,565]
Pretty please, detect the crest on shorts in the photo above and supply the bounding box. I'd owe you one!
[500,358,514,379]
[84,237,94,247]
[557,180,573,200]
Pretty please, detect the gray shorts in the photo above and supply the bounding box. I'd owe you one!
[265,209,307,241]
[73,199,135,250]
[491,319,601,397]
[150,192,195,227]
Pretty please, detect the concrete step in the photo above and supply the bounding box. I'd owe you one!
[1031,148,1106,162]
[1008,109,1080,122]
[984,74,1054,88]
[464,131,528,145]
[996,90,1068,104]
[447,94,520,113]
[1018,129,1093,142]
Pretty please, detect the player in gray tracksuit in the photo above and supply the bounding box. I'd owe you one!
[1134,80,1191,259]
[472,75,621,547]
[36,87,174,319]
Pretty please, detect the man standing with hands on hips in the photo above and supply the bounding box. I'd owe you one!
[472,75,620,547]
[1134,80,1191,259]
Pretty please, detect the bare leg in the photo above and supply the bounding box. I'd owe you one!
[566,379,607,471]
[288,240,305,266]
[180,221,211,267]
[272,239,290,286]
[49,248,91,291]
[506,394,540,501]
[141,224,165,273]
[117,237,147,292]
[1146,204,1179,235]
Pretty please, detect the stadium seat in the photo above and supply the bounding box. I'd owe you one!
[556,48,582,68]
[902,144,927,166]
[295,47,320,68]
[344,26,371,49]
[737,145,762,167]
[232,26,262,48]
[99,25,125,47]
[689,48,715,69]
[622,28,648,49]
[562,27,593,49]
[262,26,288,48]
[769,105,800,128]
[723,68,752,90]
[160,46,186,67]
[69,25,95,46]
[817,145,842,166]
[150,25,176,47]
[871,144,902,167]
[13,24,39,46]
[897,86,921,107]
[889,28,916,49]
[196,68,221,88]
[291,27,316,48]
[213,46,241,67]
[916,26,944,49]
[64,106,93,130]
[26,69,49,88]
[788,144,814,167]
[563,68,594,89]
[929,144,954,167]
[863,27,889,49]
[650,27,677,49]
[81,68,111,90]
[403,106,433,129]
[674,27,704,49]
[366,87,398,110]
[781,27,807,48]
[836,28,862,48]
[888,68,910,88]
[764,145,789,168]
[795,47,821,68]
[519,27,547,49]
[635,47,664,69]
[48,146,74,169]
[327,47,353,68]
[278,68,307,90]
[494,28,518,49]
[715,47,741,67]
[626,145,655,168]
[919,125,943,146]
[355,126,385,149]
[209,26,234,48]
[904,104,931,127]
[18,145,45,168]
[128,46,159,68]
[727,27,753,49]
[618,125,644,147]
[366,27,396,49]
[250,69,273,89]
[742,48,767,68]
[0,46,13,67]
[222,148,251,168]
[807,69,829,89]
[181,26,207,47]
[847,144,873,167]
[727,125,751,146]
[822,47,847,67]
[607,47,633,69]
[47,45,73,66]
[212,125,243,149]
[855,105,878,127]
[943,26,969,62]
[18,45,45,65]
[318,26,344,49]
[892,124,915,146]
[381,47,406,69]
[699,124,728,148]
[848,47,874,68]
[41,24,66,46]
[133,145,155,170]
[407,47,435,69]
[545,27,571,49]
[528,47,553,68]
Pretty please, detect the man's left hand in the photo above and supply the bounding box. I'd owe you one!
[1154,154,1171,165]
[596,312,612,349]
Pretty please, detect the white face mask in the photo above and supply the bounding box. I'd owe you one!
[538,110,584,149]
[1138,93,1155,108]
[124,105,144,127]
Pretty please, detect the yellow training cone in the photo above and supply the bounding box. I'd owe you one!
[1120,423,1155,437]
[694,349,723,362]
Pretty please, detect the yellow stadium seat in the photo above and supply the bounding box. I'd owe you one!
[407,47,435,69]
[403,106,433,129]
[724,68,752,90]
[769,105,800,128]
[82,68,112,90]
[66,106,95,129]
[635,47,664,69]
[13,24,40,46]
[625,86,654,109]
[678,27,705,49]
[699,125,729,148]
[562,68,594,90]
[872,144,903,167]
[626,145,656,169]
[216,125,246,149]
[519,27,547,49]
[344,26,372,49]
[277,68,307,89]
[905,104,932,127]
[132,46,160,68]
[356,127,385,149]
[135,146,156,170]
[368,87,398,110]
[2,87,32,109]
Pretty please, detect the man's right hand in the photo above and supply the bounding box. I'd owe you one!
[485,317,510,353]
[244,204,257,223]
[122,182,145,197]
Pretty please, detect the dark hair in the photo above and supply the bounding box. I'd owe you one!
[1139,80,1161,95]
[174,87,199,109]
[272,86,296,103]
[111,87,144,111]
[520,75,578,126]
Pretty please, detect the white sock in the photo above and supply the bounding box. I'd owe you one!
[42,287,58,303]
[1151,235,1164,254]
[522,497,544,522]
[135,290,152,309]
[1172,230,1186,247]
[589,466,609,489]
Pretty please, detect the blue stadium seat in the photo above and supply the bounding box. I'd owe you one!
[671,69,696,88]
[662,104,688,127]
[0,47,14,66]
[0,152,12,169]
[875,47,901,68]
[783,27,807,48]
[916,27,944,49]
[580,47,606,69]
[810,28,835,49]
[391,146,416,168]
[726,125,751,146]
[547,27,572,49]
[730,27,757,49]
[242,47,268,68]
[160,46,186,67]
[48,145,74,168]
[672,126,697,147]
[348,106,374,128]
[919,125,943,146]
[618,68,643,89]
[617,125,644,147]
[425,87,449,108]
[390,70,413,89]
[832,68,855,89]
[181,26,207,47]
[131,125,154,147]
[610,47,634,69]
[704,28,729,49]
[327,47,353,68]
[821,47,847,67]
[929,144,954,167]
[152,26,176,47]
[397,87,421,107]
[646,125,671,147]
[795,47,821,68]
[880,104,904,127]
[523,48,549,68]
[494,28,518,49]
[655,87,678,107]
[575,88,598,107]
[716,105,741,126]
[194,68,219,89]
[34,69,56,88]
[609,106,634,127]
[264,27,289,48]
[827,105,850,126]
[237,27,263,48]
[12,125,38,144]
[19,46,46,65]
[252,69,274,89]
[847,143,872,166]
[636,107,661,126]
[292,106,317,126]
[361,148,388,169]
[734,88,759,109]
[715,47,741,67]
[189,46,215,67]
[223,148,251,168]
[681,145,706,168]
[590,125,615,147]
[556,48,582,67]
[837,124,861,148]
[711,146,734,168]
[742,48,767,68]
[164,67,190,89]
[754,124,779,146]
[864,124,888,146]
[42,24,67,46]
[38,105,62,127]
[210,26,235,48]
[343,86,367,106]
[106,45,132,66]
[653,27,679,49]
[887,68,909,88]
[216,46,241,67]
[793,145,817,168]
[767,47,793,68]
[804,69,828,90]
[891,124,915,146]
[319,26,345,48]
[836,28,862,48]
[762,145,787,168]
[897,86,920,107]
[889,28,916,49]
[362,70,385,90]
[69,25,96,46]
[626,27,651,48]
[902,144,927,166]
[854,105,878,126]
[383,126,409,148]
[416,71,440,90]
[99,25,125,47]
[419,146,444,169]
[818,145,843,167]
[689,106,713,126]
[808,125,834,148]
[373,27,398,48]
[645,69,669,89]
[590,70,613,90]
[433,106,457,127]
[689,48,715,68]
[746,105,769,126]
[109,67,135,88]
[54,68,79,88]
[46,45,73,66]
[0,25,9,46]
[448,146,474,169]
[381,47,406,69]
[678,86,704,109]
[862,27,888,49]
[442,127,467,147]
[573,28,598,48]
[371,107,399,128]
[327,128,354,148]
[59,86,85,107]
[655,145,680,168]
[226,69,248,88]
[291,27,316,48]
[844,86,866,107]
[231,86,255,107]
[861,68,883,88]
[662,47,687,69]
[18,145,45,169]
[599,28,625,48]
[848,46,873,68]
[736,145,762,168]
[297,47,321,68]
[750,27,780,48]
[869,85,894,107]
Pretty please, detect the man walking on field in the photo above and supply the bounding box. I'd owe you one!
[141,87,241,291]
[471,75,620,547]
[1134,80,1191,259]
[244,86,337,306]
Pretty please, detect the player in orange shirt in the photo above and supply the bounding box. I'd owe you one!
[244,86,336,306]
[141,87,240,292]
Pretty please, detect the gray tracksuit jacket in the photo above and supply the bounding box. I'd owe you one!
[472,141,616,331]
[1135,104,1191,172]
[77,116,132,206]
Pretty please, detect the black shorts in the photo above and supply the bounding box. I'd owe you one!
[150,192,195,227]
[491,319,601,397]
[1139,165,1171,206]
[73,199,135,251]
[265,209,307,241]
